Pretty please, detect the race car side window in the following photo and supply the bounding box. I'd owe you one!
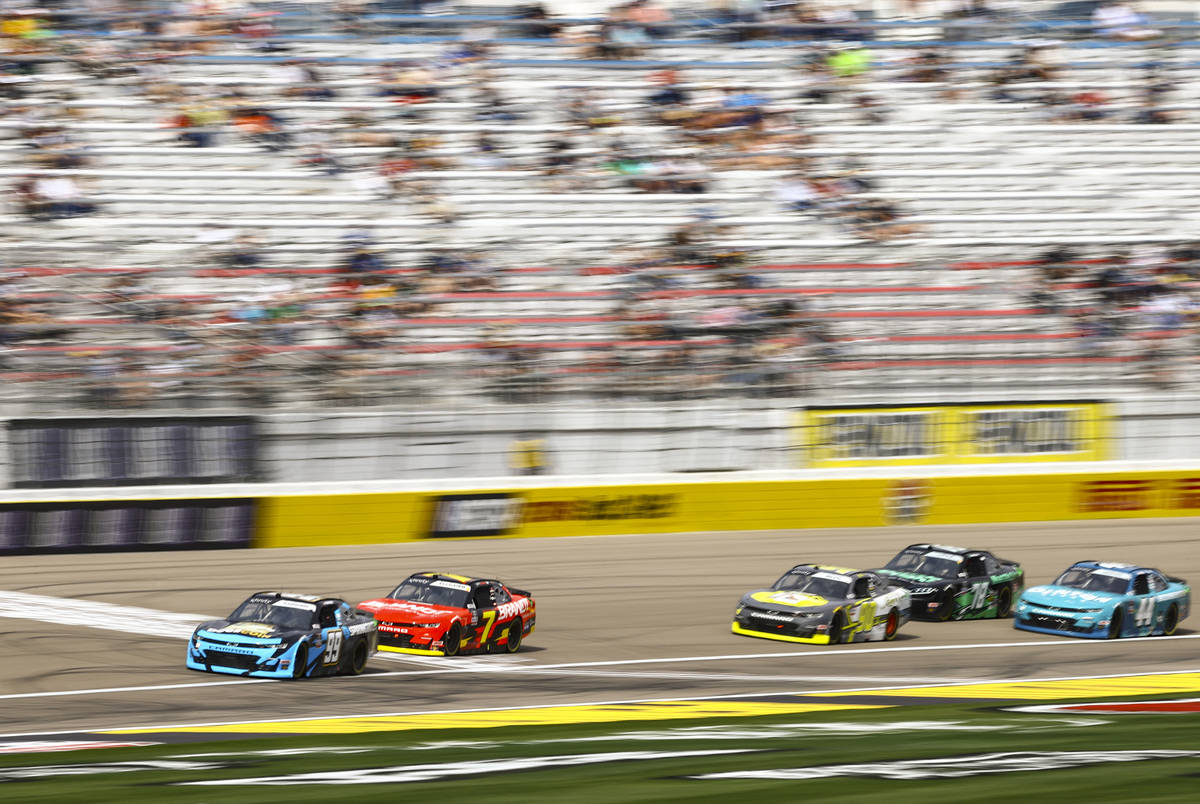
[853,577,871,599]
[1132,574,1150,596]
[472,585,495,609]
[963,556,986,578]
[318,603,338,628]
[491,582,511,604]
[1148,573,1168,593]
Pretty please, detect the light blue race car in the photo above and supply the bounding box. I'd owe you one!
[187,592,378,678]
[1014,561,1190,639]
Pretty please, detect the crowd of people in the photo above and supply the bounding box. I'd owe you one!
[1,1,1197,406]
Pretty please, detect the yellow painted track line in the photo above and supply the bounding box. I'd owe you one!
[106,701,885,735]
[814,671,1200,701]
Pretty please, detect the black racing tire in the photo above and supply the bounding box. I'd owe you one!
[1162,604,1180,636]
[996,585,1014,619]
[443,623,463,657]
[504,618,524,654]
[346,638,369,675]
[292,644,308,679]
[828,611,846,645]
[1107,607,1124,639]
[937,588,957,622]
[883,609,900,641]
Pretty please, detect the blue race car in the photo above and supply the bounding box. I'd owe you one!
[1014,561,1190,639]
[187,592,378,678]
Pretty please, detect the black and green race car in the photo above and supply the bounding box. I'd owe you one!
[871,544,1024,621]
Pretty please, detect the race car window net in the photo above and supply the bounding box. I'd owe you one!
[1053,569,1129,595]
[388,580,470,609]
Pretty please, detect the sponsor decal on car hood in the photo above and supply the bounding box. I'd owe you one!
[205,622,283,639]
[1021,585,1121,608]
[363,600,461,620]
[749,590,829,608]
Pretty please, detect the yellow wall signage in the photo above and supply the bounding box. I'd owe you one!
[153,465,1200,549]
[799,403,1110,467]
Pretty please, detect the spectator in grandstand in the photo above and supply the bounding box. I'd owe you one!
[219,234,265,269]
[775,173,819,211]
[376,61,440,104]
[171,100,226,148]
[854,94,889,125]
[343,245,389,276]
[516,4,563,39]
[647,69,689,107]
[827,42,872,80]
[902,48,953,84]
[32,175,98,218]
[988,45,1062,101]
[474,82,524,122]
[793,48,840,103]
[598,18,651,59]
[626,0,673,38]
[1092,2,1161,40]
[231,105,291,152]
[1061,90,1110,122]
[14,174,46,219]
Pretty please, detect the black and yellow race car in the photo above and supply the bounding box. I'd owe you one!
[732,564,912,645]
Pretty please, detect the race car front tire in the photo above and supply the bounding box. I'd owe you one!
[937,588,957,621]
[1107,608,1123,639]
[443,623,463,657]
[346,638,369,675]
[828,611,846,645]
[883,609,899,641]
[292,644,309,679]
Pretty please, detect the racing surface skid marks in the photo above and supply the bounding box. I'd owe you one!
[0,519,1199,737]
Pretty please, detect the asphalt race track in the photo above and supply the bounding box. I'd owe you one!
[2,519,1198,738]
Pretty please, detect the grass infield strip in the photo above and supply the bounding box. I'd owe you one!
[2,693,1200,802]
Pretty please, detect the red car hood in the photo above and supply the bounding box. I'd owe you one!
[357,598,465,623]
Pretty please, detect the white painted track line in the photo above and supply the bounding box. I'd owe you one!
[4,667,1199,740]
[3,633,1199,702]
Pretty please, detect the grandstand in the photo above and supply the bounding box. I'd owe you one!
[2,1,1199,412]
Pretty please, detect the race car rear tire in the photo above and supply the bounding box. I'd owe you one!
[504,618,523,653]
[443,623,463,657]
[828,611,846,645]
[1162,604,1180,636]
[346,638,369,675]
[1107,608,1123,639]
[292,644,309,679]
[996,585,1014,619]
[883,609,899,641]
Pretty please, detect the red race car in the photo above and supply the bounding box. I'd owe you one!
[357,572,535,657]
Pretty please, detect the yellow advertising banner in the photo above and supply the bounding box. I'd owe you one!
[799,402,1111,468]
[248,465,1200,547]
[255,479,891,548]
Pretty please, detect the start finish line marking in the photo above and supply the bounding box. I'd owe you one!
[0,590,211,641]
